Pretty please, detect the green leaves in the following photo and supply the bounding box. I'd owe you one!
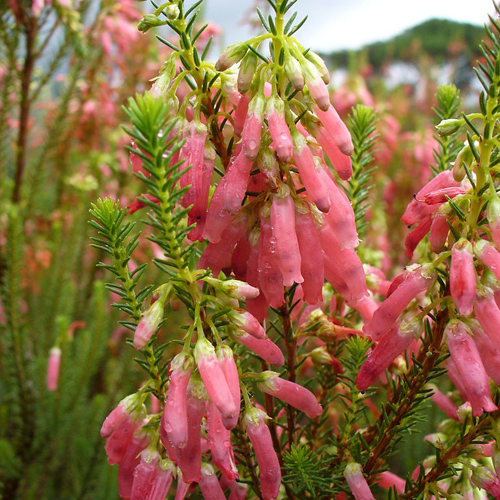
[347,104,378,240]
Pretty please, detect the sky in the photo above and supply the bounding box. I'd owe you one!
[202,0,498,53]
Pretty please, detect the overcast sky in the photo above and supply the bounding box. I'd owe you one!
[202,0,498,53]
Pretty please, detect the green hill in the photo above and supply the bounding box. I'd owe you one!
[324,18,485,69]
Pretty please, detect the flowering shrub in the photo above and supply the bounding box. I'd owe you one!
[4,0,500,499]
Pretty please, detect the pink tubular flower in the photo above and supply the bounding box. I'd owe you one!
[161,352,193,449]
[202,151,252,243]
[295,207,324,304]
[130,449,160,500]
[445,320,497,417]
[293,132,331,213]
[429,208,450,253]
[475,239,500,282]
[344,462,376,500]
[176,378,206,484]
[217,345,241,430]
[195,337,237,424]
[401,170,460,226]
[471,467,500,498]
[147,459,175,500]
[377,471,406,494]
[405,215,432,260]
[356,319,420,391]
[228,481,248,500]
[103,396,144,466]
[469,322,500,386]
[200,213,248,273]
[134,298,165,350]
[258,215,285,307]
[450,239,476,316]
[101,394,143,439]
[363,265,434,340]
[230,330,284,366]
[174,471,190,500]
[199,463,227,500]
[233,93,250,136]
[118,432,150,499]
[266,96,293,161]
[303,59,330,111]
[46,347,61,391]
[207,401,238,481]
[244,407,281,500]
[313,104,354,156]
[318,226,367,303]
[242,93,265,161]
[188,144,216,240]
[474,288,500,351]
[308,122,352,180]
[179,121,207,210]
[221,150,254,213]
[317,166,359,249]
[230,310,265,339]
[271,186,304,287]
[258,371,322,418]
[428,385,459,421]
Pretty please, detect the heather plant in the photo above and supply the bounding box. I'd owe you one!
[4,0,500,499]
[86,0,500,498]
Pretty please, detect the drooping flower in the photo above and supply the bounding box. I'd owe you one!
[244,407,281,500]
[445,320,497,417]
[257,371,322,418]
[344,462,376,500]
[161,352,193,449]
[46,347,61,391]
[450,239,476,316]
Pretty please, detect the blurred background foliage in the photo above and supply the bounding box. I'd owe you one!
[0,0,487,498]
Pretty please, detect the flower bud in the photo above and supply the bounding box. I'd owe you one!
[452,144,473,181]
[215,42,249,71]
[474,288,500,351]
[244,407,281,500]
[302,59,330,111]
[344,462,376,500]
[313,104,354,156]
[258,371,322,418]
[46,347,61,392]
[134,299,165,350]
[429,206,450,253]
[436,118,463,136]
[285,54,304,90]
[138,14,165,33]
[305,50,330,84]
[166,3,179,20]
[237,50,258,94]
